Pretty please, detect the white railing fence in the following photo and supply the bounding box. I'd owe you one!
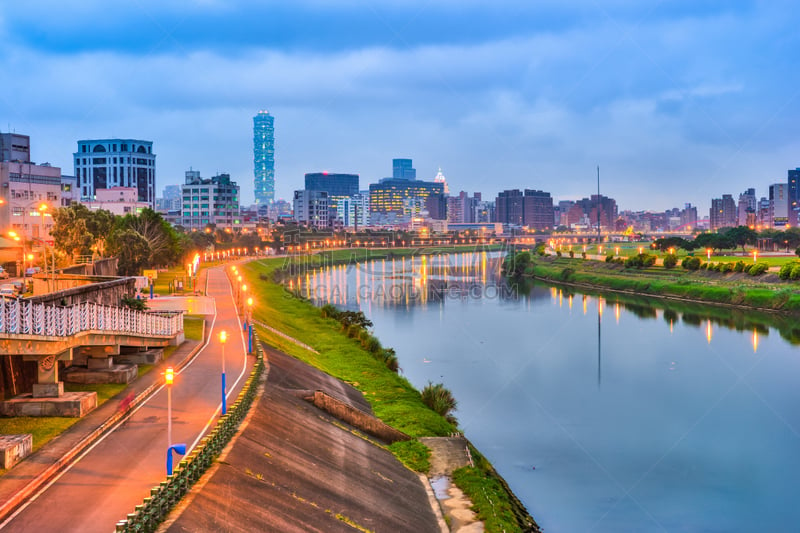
[0,299,182,338]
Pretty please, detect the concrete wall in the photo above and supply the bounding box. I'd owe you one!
[308,390,411,444]
[27,277,137,307]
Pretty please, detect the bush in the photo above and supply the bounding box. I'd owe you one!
[362,335,383,354]
[780,263,793,280]
[743,263,753,274]
[749,262,769,276]
[569,250,574,258]
[605,254,614,262]
[581,252,587,259]
[320,303,340,319]
[734,261,745,273]
[682,256,702,270]
[556,250,562,257]
[663,254,678,268]
[791,264,800,280]
[421,382,458,425]
[346,324,362,338]
[719,262,733,273]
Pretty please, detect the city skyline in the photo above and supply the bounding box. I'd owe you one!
[2,2,800,213]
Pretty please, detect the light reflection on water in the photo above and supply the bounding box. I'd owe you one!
[298,252,800,532]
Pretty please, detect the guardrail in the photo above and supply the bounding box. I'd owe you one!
[0,299,182,338]
[115,331,265,532]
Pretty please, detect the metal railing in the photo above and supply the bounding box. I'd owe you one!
[0,299,182,338]
[115,332,265,532]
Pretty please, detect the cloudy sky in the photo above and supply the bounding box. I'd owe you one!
[2,1,799,213]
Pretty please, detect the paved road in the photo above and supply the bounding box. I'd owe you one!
[0,267,254,533]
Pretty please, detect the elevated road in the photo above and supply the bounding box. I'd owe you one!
[0,268,253,533]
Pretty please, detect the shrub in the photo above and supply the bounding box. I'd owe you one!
[749,262,769,276]
[421,382,458,425]
[346,324,362,338]
[663,254,678,268]
[719,262,733,273]
[363,335,383,354]
[682,256,701,270]
[605,254,614,262]
[791,264,800,280]
[569,250,574,258]
[556,250,562,257]
[559,267,574,281]
[743,263,753,274]
[320,303,340,319]
[779,263,793,280]
[734,261,745,273]
[581,252,587,259]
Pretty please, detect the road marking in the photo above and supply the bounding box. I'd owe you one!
[0,266,255,530]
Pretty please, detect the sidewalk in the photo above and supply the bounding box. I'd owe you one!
[0,330,206,523]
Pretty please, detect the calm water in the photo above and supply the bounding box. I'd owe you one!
[296,252,800,532]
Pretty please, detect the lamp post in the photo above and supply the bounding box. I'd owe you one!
[164,366,186,475]
[241,284,247,322]
[38,204,49,292]
[247,297,253,353]
[220,330,227,415]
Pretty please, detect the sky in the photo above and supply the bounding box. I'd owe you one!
[2,0,800,214]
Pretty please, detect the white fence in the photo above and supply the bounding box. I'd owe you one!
[0,299,183,338]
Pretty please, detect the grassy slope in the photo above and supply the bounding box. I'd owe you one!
[242,254,533,533]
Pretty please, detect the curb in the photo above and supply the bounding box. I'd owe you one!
[0,325,206,524]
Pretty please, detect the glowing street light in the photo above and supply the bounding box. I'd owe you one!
[706,248,712,260]
[246,297,254,353]
[164,366,186,475]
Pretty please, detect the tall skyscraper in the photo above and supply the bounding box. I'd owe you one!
[253,110,275,205]
[392,158,416,180]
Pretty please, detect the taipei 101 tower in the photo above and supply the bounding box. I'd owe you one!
[253,110,275,204]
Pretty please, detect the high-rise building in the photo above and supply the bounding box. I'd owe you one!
[680,203,698,229]
[304,172,359,204]
[369,178,443,217]
[737,188,757,226]
[0,135,61,245]
[789,168,800,212]
[769,183,792,228]
[180,170,240,230]
[495,190,524,226]
[74,139,155,207]
[253,110,275,205]
[709,194,737,230]
[392,159,416,180]
[433,167,449,195]
[293,190,329,229]
[522,190,555,231]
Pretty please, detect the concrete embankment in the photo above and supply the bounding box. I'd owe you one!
[161,346,444,532]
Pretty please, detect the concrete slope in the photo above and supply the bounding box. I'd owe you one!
[166,349,440,533]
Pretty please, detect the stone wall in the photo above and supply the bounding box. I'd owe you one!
[307,390,411,444]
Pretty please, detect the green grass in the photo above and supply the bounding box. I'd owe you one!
[0,417,78,475]
[245,257,457,439]
[387,440,431,472]
[241,252,536,531]
[151,265,194,295]
[183,315,204,341]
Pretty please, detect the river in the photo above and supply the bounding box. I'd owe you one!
[296,251,800,532]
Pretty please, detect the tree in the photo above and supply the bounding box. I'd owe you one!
[653,236,692,252]
[719,226,757,253]
[107,229,151,276]
[693,232,735,253]
[115,209,182,268]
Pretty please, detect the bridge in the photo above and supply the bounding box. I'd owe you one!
[1,298,183,416]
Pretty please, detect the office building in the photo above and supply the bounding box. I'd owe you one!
[0,134,61,244]
[737,189,757,226]
[709,194,737,230]
[369,178,443,218]
[789,168,800,213]
[180,170,241,231]
[433,167,449,195]
[293,190,329,229]
[335,192,370,230]
[74,139,155,207]
[0,133,31,163]
[392,158,416,180]
[253,110,275,205]
[304,172,359,207]
[522,190,554,231]
[769,183,792,228]
[61,175,79,208]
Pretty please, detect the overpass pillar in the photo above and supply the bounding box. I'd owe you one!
[23,348,73,398]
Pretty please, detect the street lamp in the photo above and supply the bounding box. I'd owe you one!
[241,284,247,321]
[38,204,49,291]
[246,297,253,353]
[219,330,227,415]
[164,366,186,475]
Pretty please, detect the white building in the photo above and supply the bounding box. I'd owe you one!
[83,187,150,216]
[335,192,370,230]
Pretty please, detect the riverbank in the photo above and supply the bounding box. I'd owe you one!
[512,254,800,314]
[241,251,538,533]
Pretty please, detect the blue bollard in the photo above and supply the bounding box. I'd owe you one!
[166,443,187,475]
